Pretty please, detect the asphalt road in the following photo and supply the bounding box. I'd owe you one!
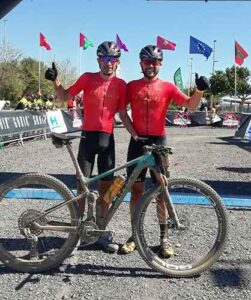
[0,127,250,300]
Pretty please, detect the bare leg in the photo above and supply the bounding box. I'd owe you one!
[156,194,174,257]
[156,195,168,239]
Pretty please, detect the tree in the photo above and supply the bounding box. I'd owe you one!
[52,59,78,108]
[208,70,230,107]
[0,41,78,107]
[210,70,229,97]
[0,42,23,104]
[225,66,251,111]
[20,57,54,96]
[57,59,77,88]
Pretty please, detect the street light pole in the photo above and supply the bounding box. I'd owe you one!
[212,39,216,75]
[210,40,217,109]
[188,57,193,97]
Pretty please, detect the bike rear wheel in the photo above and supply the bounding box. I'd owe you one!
[0,173,80,273]
[133,177,228,277]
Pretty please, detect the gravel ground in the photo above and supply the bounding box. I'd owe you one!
[0,126,251,300]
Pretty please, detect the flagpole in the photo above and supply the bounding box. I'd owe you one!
[234,63,237,112]
[210,39,217,109]
[51,52,55,64]
[212,40,217,75]
[38,46,41,94]
[79,47,82,76]
[188,57,193,97]
[3,19,7,60]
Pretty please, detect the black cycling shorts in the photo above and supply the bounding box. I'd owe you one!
[127,135,167,182]
[77,131,115,181]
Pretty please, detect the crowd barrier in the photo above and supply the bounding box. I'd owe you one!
[0,110,49,146]
[0,109,250,146]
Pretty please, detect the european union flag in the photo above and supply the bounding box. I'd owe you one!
[189,36,213,59]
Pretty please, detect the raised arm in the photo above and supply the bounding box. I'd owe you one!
[45,62,72,107]
[183,73,210,110]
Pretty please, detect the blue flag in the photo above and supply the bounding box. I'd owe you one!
[189,36,212,59]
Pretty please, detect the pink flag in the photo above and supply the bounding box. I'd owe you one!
[80,33,85,47]
[157,35,176,51]
[40,33,52,50]
[116,34,128,52]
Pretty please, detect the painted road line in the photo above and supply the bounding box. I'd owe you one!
[5,188,251,207]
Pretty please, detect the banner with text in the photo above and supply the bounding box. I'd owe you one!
[0,110,48,136]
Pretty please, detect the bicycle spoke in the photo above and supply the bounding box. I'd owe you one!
[135,178,228,277]
[0,174,79,272]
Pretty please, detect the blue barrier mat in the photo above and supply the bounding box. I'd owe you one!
[5,188,251,207]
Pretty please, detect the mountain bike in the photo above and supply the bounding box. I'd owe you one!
[0,132,228,277]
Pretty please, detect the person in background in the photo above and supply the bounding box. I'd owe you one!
[15,93,28,110]
[67,97,75,110]
[36,93,45,110]
[45,95,54,110]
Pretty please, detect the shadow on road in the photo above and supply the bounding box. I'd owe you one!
[210,267,250,289]
[209,136,251,153]
[0,172,250,197]
[1,260,249,290]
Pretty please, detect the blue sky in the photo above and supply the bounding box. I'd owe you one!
[2,0,251,87]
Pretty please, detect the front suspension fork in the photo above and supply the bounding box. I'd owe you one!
[158,175,185,230]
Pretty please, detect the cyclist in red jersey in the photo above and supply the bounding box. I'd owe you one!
[119,45,209,256]
[45,41,126,253]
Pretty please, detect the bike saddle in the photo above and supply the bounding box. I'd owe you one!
[51,132,84,141]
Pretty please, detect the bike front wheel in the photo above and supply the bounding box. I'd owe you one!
[133,177,228,277]
[0,173,80,273]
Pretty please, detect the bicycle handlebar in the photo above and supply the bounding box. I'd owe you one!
[136,137,173,154]
[143,144,173,155]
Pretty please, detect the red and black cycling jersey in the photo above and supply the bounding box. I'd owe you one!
[67,72,126,134]
[124,78,189,136]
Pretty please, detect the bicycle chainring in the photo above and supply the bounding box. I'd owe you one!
[79,220,100,245]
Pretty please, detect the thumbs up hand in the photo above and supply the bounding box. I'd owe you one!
[45,62,58,81]
[195,73,210,91]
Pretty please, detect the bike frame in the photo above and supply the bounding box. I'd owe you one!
[66,142,157,228]
[32,141,159,232]
[31,140,185,235]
